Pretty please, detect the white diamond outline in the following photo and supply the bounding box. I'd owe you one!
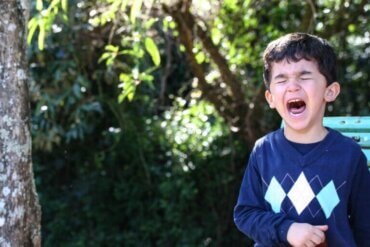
[287,172,315,215]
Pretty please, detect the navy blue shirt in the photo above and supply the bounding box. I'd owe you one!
[287,140,321,155]
[234,128,370,246]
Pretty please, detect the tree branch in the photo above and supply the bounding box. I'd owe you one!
[162,1,269,146]
[162,3,238,126]
[302,0,316,33]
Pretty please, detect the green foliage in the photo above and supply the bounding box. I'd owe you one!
[145,37,161,66]
[28,0,68,50]
[29,0,369,246]
[130,0,144,24]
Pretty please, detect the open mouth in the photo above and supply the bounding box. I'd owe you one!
[287,99,306,115]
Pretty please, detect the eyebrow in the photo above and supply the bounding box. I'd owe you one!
[300,70,312,76]
[273,70,312,80]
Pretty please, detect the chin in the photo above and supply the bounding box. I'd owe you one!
[283,119,312,132]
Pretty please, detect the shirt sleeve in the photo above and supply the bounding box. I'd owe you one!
[233,151,294,246]
[349,152,370,246]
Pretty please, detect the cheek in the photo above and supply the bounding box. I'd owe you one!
[268,95,278,108]
[266,86,286,107]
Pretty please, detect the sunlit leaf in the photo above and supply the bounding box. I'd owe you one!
[120,0,129,11]
[126,90,135,101]
[27,17,38,45]
[144,18,157,29]
[98,53,112,64]
[36,0,43,11]
[139,73,154,82]
[119,81,136,102]
[169,21,176,29]
[61,0,68,12]
[145,37,161,66]
[224,0,238,9]
[105,45,119,52]
[49,0,60,9]
[38,21,45,50]
[211,27,222,45]
[106,57,115,66]
[118,93,125,103]
[195,52,205,64]
[130,0,143,24]
[119,73,131,82]
[348,24,356,33]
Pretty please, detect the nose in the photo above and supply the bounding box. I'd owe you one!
[287,80,301,92]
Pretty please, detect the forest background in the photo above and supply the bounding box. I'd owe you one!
[27,0,369,246]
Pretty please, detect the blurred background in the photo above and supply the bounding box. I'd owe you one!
[28,0,369,246]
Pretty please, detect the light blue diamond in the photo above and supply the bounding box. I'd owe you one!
[316,180,340,218]
[264,177,286,213]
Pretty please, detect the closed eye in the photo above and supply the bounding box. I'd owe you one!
[275,80,287,84]
[300,70,312,80]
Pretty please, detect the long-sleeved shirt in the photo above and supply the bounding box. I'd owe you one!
[234,128,370,246]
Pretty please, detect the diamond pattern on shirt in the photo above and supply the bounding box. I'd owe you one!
[264,177,286,213]
[316,180,340,218]
[264,171,343,218]
[287,172,315,215]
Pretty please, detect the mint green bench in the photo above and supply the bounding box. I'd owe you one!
[323,116,370,167]
[281,116,370,166]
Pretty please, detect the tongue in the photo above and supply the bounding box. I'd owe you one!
[290,105,306,115]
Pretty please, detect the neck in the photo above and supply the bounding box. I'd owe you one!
[284,125,328,144]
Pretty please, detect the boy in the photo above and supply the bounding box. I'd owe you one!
[234,33,370,246]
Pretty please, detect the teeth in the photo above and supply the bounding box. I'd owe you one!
[288,99,302,103]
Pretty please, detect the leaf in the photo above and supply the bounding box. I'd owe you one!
[118,81,136,102]
[27,17,38,45]
[61,13,68,22]
[130,0,143,24]
[36,0,43,11]
[348,24,356,33]
[144,18,157,29]
[38,21,46,50]
[105,45,119,52]
[106,57,115,66]
[61,0,68,12]
[120,0,129,11]
[119,73,131,82]
[139,73,154,82]
[126,90,135,101]
[145,37,161,66]
[195,52,205,64]
[211,27,222,45]
[81,102,103,113]
[49,0,60,9]
[118,93,125,103]
[98,52,111,64]
[119,50,136,56]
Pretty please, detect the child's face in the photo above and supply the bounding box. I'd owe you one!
[265,59,340,139]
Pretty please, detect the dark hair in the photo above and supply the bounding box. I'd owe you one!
[263,33,337,90]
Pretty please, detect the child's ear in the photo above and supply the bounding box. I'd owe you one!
[325,82,340,102]
[265,90,275,108]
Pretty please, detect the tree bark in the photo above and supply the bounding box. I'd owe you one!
[0,1,41,246]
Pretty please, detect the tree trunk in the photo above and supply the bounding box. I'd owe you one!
[0,1,41,246]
